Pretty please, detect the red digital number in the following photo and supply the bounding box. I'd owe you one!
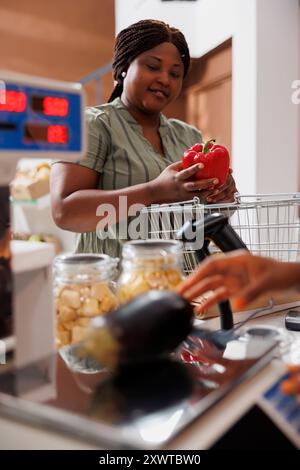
[43,96,68,117]
[0,91,26,112]
[47,125,68,144]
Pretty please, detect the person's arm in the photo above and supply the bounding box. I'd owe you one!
[177,250,300,313]
[50,161,218,233]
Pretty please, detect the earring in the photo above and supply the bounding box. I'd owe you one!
[121,71,126,78]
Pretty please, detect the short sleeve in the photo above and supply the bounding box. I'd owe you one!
[76,107,111,173]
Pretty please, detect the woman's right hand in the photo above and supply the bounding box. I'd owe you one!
[150,161,219,204]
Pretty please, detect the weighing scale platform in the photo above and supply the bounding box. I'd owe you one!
[0,332,278,449]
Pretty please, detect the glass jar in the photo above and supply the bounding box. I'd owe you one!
[117,240,184,304]
[53,253,119,349]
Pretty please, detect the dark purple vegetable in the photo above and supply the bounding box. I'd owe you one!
[91,358,194,423]
[83,291,194,369]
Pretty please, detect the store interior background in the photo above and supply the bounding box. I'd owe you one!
[1,0,299,253]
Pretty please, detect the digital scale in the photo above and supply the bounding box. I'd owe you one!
[0,71,85,366]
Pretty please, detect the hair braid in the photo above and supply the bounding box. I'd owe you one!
[108,19,190,102]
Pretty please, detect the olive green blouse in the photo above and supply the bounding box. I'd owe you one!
[74,98,202,258]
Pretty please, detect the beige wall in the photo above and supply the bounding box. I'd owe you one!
[0,0,115,105]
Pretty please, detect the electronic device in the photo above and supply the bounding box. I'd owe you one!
[0,70,85,367]
[285,310,300,332]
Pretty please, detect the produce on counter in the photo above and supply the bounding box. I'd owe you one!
[281,364,300,403]
[182,139,230,188]
[82,291,194,369]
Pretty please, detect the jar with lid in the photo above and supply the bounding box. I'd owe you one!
[117,240,184,304]
[54,253,119,349]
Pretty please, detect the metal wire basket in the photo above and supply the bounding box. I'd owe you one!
[140,193,300,275]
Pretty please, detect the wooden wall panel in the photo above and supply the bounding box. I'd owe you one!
[0,0,115,105]
[163,40,232,158]
[185,41,232,154]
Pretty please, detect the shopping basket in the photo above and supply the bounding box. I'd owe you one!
[140,193,300,275]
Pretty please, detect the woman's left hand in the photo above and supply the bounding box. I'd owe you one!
[204,169,237,203]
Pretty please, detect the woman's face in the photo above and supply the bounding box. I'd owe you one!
[122,42,185,115]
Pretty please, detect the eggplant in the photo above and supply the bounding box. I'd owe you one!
[90,358,194,423]
[83,291,194,369]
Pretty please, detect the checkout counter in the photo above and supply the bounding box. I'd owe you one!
[0,309,299,450]
[0,72,299,450]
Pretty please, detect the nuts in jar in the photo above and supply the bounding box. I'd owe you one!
[54,254,119,348]
[117,240,184,304]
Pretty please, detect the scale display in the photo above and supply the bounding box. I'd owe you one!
[0,73,84,156]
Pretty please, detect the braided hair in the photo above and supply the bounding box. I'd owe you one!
[108,19,190,102]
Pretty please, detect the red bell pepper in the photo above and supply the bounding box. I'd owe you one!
[182,139,230,188]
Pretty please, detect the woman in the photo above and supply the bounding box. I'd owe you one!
[51,19,237,257]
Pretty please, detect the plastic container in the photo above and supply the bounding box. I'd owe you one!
[53,253,119,348]
[117,240,184,304]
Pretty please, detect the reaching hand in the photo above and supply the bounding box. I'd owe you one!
[177,250,300,314]
[281,365,300,404]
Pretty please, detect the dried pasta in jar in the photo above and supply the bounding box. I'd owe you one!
[117,240,184,304]
[53,254,119,348]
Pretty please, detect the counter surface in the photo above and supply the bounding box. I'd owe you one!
[0,308,299,450]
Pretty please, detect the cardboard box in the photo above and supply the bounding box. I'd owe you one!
[10,177,49,200]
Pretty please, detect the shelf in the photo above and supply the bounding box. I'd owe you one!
[11,240,55,274]
[10,193,50,209]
